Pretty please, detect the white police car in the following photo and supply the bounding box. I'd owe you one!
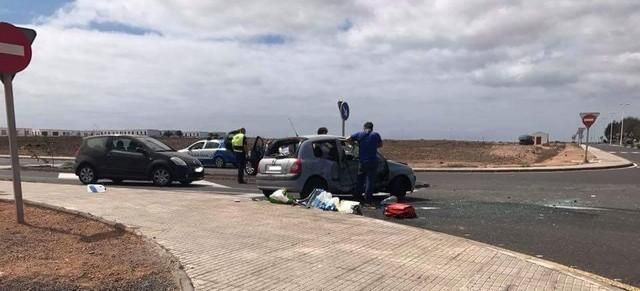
[179,139,237,168]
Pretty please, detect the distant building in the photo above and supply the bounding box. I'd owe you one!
[531,131,550,146]
[0,128,34,137]
[184,131,210,138]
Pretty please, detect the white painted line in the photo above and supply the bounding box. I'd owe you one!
[620,152,628,154]
[419,207,441,210]
[192,180,231,189]
[632,152,639,154]
[0,42,25,56]
[608,151,617,154]
[545,205,607,211]
[58,173,77,180]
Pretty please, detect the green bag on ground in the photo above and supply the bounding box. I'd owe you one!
[269,189,293,204]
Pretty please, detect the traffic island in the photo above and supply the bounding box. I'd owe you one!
[0,200,188,291]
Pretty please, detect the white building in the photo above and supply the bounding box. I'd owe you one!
[531,131,550,146]
[184,131,210,138]
[0,128,34,136]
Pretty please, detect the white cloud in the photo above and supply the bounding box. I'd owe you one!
[4,0,640,140]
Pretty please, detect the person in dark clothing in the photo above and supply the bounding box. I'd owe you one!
[347,122,383,204]
[232,128,247,184]
[317,127,328,135]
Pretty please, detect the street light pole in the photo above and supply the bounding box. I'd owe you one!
[609,112,615,145]
[619,104,630,146]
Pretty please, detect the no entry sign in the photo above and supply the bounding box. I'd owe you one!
[0,22,35,74]
[580,112,600,129]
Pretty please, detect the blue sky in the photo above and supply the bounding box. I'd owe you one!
[0,0,69,24]
[1,1,639,140]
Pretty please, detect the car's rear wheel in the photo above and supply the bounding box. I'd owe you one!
[245,162,256,176]
[151,167,172,186]
[213,157,225,168]
[389,176,410,199]
[78,164,97,184]
[301,177,327,199]
[262,189,274,198]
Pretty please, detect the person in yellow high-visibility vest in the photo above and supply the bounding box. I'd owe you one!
[232,128,247,184]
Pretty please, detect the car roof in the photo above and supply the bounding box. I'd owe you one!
[276,135,345,142]
[194,139,224,143]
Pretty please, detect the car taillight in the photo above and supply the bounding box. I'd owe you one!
[289,159,302,175]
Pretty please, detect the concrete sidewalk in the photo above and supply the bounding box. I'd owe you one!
[0,181,631,290]
[413,145,635,172]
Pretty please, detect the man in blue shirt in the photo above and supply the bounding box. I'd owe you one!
[348,121,383,204]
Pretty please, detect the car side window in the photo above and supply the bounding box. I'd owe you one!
[190,142,205,150]
[204,142,219,149]
[111,138,135,152]
[312,141,338,161]
[340,141,359,160]
[86,137,108,151]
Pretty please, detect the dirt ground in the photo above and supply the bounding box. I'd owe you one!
[381,140,581,168]
[0,136,584,168]
[0,201,178,291]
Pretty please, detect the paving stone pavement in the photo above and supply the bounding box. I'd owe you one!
[0,181,630,291]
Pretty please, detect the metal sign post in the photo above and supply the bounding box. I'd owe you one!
[337,99,350,136]
[0,22,36,224]
[580,112,600,163]
[2,73,24,223]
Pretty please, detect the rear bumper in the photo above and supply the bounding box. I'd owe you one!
[256,174,301,192]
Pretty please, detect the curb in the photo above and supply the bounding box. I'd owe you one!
[411,162,635,173]
[0,154,75,160]
[0,198,194,291]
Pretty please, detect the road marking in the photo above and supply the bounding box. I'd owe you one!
[0,42,25,56]
[58,173,77,179]
[544,205,608,211]
[419,207,441,210]
[608,151,617,154]
[192,180,230,189]
[620,152,628,154]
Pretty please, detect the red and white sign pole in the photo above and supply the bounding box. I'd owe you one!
[580,112,600,164]
[0,22,36,224]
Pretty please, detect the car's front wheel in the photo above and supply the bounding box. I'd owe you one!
[77,164,97,184]
[389,176,410,199]
[151,167,172,186]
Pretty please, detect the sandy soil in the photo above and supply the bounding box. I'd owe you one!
[1,137,583,168]
[0,201,177,291]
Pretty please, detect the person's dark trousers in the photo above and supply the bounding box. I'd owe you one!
[357,160,378,202]
[235,152,246,183]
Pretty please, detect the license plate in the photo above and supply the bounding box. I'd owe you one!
[267,165,282,172]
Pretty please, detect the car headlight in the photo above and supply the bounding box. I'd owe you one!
[170,157,187,166]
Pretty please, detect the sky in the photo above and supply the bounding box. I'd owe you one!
[1,0,639,140]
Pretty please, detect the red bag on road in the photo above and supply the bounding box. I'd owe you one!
[384,203,417,219]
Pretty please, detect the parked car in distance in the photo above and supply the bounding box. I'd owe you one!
[179,139,236,168]
[256,135,417,198]
[518,135,534,145]
[75,135,204,186]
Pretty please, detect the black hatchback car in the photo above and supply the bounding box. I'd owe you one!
[74,135,204,186]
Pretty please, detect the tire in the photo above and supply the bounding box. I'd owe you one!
[262,189,274,198]
[213,157,225,168]
[77,164,98,184]
[389,177,409,199]
[151,166,172,186]
[245,162,256,176]
[180,180,193,186]
[301,177,327,199]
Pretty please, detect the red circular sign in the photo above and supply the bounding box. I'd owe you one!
[582,114,596,128]
[0,22,32,74]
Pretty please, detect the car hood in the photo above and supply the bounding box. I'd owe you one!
[387,159,414,174]
[158,151,202,166]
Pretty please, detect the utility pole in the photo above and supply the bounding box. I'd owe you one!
[609,113,615,145]
[619,103,630,146]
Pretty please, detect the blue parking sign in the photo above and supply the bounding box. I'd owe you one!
[340,102,350,121]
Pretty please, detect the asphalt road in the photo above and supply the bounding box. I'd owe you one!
[0,145,639,286]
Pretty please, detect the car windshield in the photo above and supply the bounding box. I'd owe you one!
[138,137,174,152]
[265,138,304,158]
